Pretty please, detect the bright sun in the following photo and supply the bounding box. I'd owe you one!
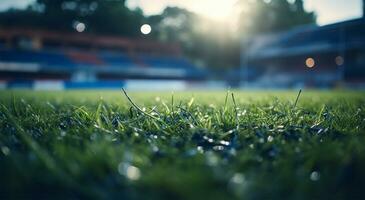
[190,0,236,21]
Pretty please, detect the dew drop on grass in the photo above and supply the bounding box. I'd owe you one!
[118,163,141,181]
[277,125,284,129]
[267,135,274,142]
[197,146,204,153]
[59,122,66,129]
[213,146,224,151]
[126,166,141,181]
[310,171,320,181]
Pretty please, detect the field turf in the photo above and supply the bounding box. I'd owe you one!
[0,90,365,199]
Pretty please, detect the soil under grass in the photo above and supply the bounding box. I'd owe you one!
[0,90,365,199]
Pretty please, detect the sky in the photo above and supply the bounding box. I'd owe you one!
[0,0,363,25]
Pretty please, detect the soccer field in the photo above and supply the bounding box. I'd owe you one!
[1,90,365,199]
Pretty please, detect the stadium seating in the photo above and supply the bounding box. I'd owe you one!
[0,47,207,80]
[0,49,74,69]
[98,52,134,68]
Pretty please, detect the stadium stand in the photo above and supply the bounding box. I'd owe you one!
[243,18,365,88]
[0,29,207,89]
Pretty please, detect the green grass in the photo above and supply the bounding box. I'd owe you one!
[0,90,365,199]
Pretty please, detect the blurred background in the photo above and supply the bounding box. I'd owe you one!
[0,0,364,90]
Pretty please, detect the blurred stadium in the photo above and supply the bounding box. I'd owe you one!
[0,29,207,90]
[242,17,365,89]
[0,0,364,90]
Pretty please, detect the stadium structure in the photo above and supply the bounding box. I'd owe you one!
[241,15,365,88]
[0,29,207,90]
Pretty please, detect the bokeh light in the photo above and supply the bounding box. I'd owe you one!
[140,24,152,35]
[75,22,86,33]
[305,57,315,68]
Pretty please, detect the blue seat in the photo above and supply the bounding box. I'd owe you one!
[99,52,134,67]
[0,49,74,69]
